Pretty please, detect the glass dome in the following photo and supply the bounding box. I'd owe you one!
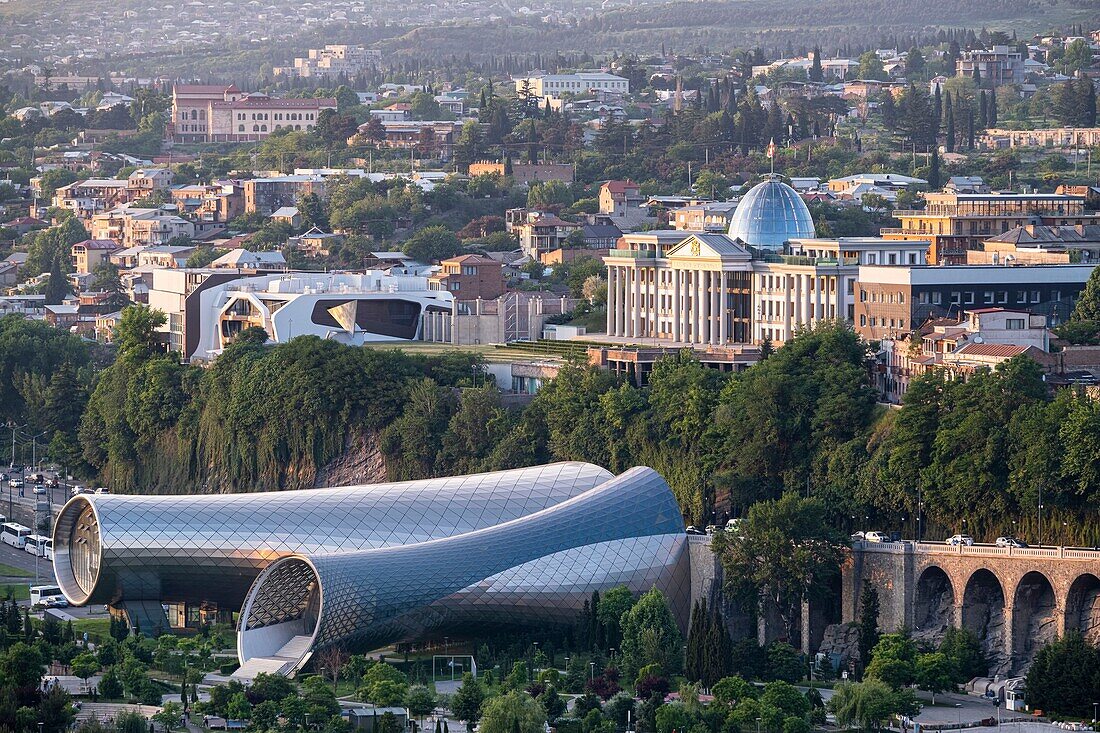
[728,175,816,250]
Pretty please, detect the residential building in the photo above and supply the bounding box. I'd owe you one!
[670,200,739,232]
[955,46,1027,86]
[514,72,629,99]
[170,84,336,143]
[273,45,381,79]
[826,173,926,194]
[877,309,1053,402]
[581,223,623,249]
[881,191,1100,264]
[242,176,326,216]
[981,127,1100,150]
[467,161,575,186]
[91,206,196,247]
[428,254,505,300]
[210,249,287,269]
[270,207,302,228]
[288,228,345,258]
[853,263,1095,341]
[599,180,652,229]
[512,211,581,259]
[71,239,121,274]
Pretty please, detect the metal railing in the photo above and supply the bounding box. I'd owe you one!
[852,540,1099,559]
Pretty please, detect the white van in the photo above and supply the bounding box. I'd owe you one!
[0,523,31,548]
[24,535,51,559]
[30,585,64,608]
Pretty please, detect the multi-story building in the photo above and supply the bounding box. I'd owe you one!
[853,263,1094,341]
[428,254,505,300]
[511,211,582,259]
[878,308,1053,402]
[71,239,121,274]
[514,72,629,99]
[973,224,1100,264]
[981,127,1100,150]
[467,161,575,186]
[670,201,739,232]
[273,45,382,79]
[169,183,245,225]
[91,206,195,247]
[50,169,174,219]
[242,175,326,216]
[170,85,336,143]
[881,191,1100,264]
[955,46,1026,86]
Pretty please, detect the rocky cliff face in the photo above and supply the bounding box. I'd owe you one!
[314,429,387,488]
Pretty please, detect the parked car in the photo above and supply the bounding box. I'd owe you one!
[685,525,705,536]
[996,536,1028,548]
[44,597,68,609]
[8,478,22,490]
[94,487,110,494]
[864,531,890,543]
[32,485,46,495]
[44,477,58,489]
[7,465,22,474]
[69,486,86,497]
[30,474,44,484]
[946,534,975,546]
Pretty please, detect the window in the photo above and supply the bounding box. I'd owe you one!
[932,292,942,305]
[999,291,1008,304]
[238,125,244,132]
[253,124,260,132]
[888,254,897,265]
[1053,290,1062,302]
[1006,318,1025,329]
[260,124,267,132]
[1031,290,1040,303]
[908,253,918,264]
[964,292,975,305]
[919,292,929,304]
[950,291,961,304]
[1016,290,1027,303]
[860,314,866,327]
[898,292,905,304]
[984,291,994,303]
[867,253,877,264]
[463,266,476,275]
[449,282,461,291]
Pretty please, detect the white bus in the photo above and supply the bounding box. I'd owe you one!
[24,535,51,559]
[0,523,31,548]
[30,585,63,608]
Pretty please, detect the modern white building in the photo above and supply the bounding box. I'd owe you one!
[182,271,453,361]
[515,72,629,98]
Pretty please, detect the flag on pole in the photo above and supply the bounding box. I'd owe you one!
[766,138,776,159]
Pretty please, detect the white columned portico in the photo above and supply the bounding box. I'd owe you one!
[672,268,681,342]
[783,275,792,338]
[794,273,803,332]
[607,266,618,336]
[719,271,728,344]
[813,275,823,324]
[709,271,719,345]
[632,266,642,338]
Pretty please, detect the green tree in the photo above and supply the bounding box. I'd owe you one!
[714,493,846,642]
[856,52,887,81]
[478,691,546,733]
[1072,264,1100,322]
[450,672,486,729]
[405,684,436,727]
[1025,631,1100,718]
[938,628,987,682]
[596,585,635,649]
[828,678,919,732]
[527,180,574,209]
[43,255,71,305]
[864,634,917,690]
[915,653,954,704]
[71,652,99,684]
[858,586,880,671]
[153,701,183,731]
[403,225,463,263]
[620,588,683,678]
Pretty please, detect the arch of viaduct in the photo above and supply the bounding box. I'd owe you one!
[843,542,1100,676]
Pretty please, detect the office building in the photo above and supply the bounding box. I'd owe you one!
[171,85,336,143]
[514,72,629,98]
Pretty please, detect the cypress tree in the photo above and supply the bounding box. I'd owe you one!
[945,92,955,153]
[858,586,881,671]
[967,107,975,149]
[809,47,824,82]
[686,600,703,682]
[979,92,987,129]
[704,603,724,688]
[933,84,942,130]
[929,145,941,190]
[988,91,998,128]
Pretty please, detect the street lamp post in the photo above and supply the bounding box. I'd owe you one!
[589,661,595,680]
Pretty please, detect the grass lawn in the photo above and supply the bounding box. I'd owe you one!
[72,618,111,639]
[0,564,32,578]
[1,584,28,601]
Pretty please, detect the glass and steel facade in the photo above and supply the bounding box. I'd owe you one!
[52,463,614,610]
[238,466,689,674]
[728,175,816,250]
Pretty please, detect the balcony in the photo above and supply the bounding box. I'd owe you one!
[606,249,657,259]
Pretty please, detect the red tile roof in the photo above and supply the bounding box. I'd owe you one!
[174,84,239,95]
[212,97,337,109]
[73,239,120,251]
[602,179,639,194]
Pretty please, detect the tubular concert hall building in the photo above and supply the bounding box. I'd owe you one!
[53,463,690,677]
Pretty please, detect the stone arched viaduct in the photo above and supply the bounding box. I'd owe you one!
[843,542,1100,676]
